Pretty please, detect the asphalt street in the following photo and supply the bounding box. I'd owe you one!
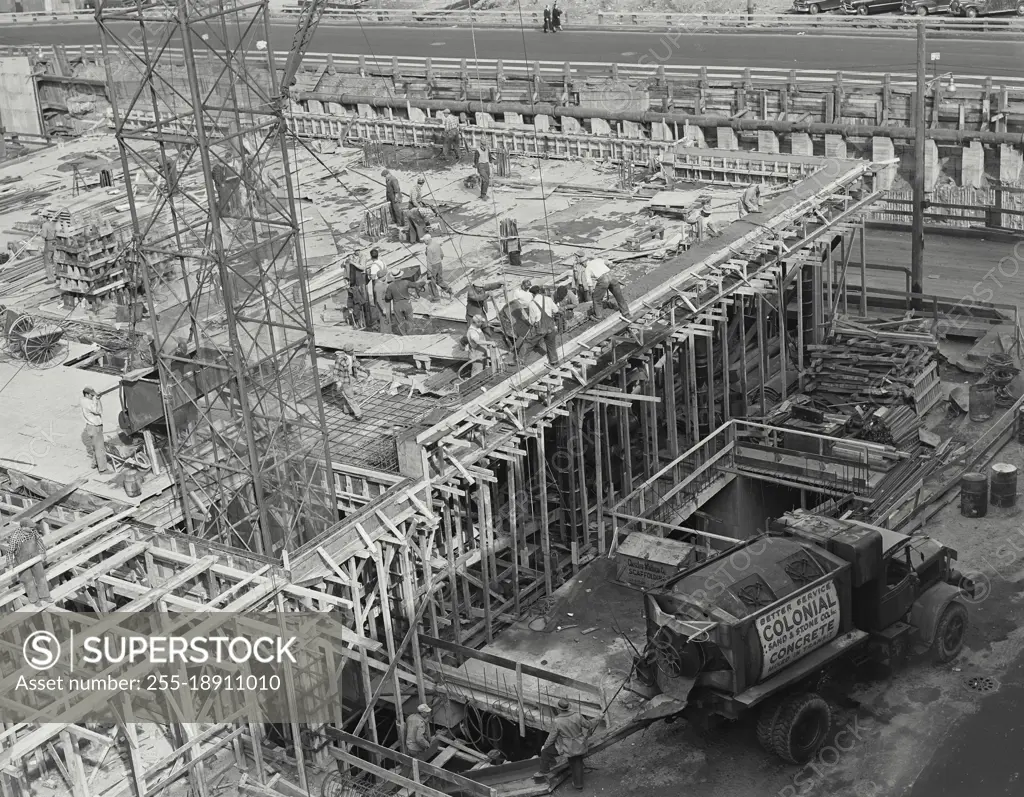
[2,22,1022,78]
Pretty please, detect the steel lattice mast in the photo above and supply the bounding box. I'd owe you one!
[96,0,336,555]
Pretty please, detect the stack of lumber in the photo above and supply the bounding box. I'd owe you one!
[804,317,940,414]
[857,405,920,450]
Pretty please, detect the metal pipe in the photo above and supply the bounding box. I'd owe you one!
[912,21,926,312]
[309,93,1024,146]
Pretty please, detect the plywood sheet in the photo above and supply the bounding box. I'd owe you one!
[0,57,41,137]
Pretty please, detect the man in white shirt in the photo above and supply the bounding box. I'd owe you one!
[465,314,493,376]
[517,285,559,367]
[575,252,629,320]
[422,235,452,300]
[81,387,109,473]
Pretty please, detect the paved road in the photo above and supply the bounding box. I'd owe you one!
[4,22,1023,78]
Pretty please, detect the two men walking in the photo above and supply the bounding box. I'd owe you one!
[543,4,562,32]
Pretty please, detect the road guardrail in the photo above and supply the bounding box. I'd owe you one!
[4,7,1024,35]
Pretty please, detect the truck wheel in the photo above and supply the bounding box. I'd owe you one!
[756,700,784,757]
[931,601,968,664]
[771,693,832,764]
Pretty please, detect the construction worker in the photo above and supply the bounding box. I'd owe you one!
[404,703,439,774]
[465,271,504,323]
[373,259,393,332]
[382,168,403,225]
[385,268,415,335]
[39,217,56,283]
[81,386,109,473]
[334,345,366,419]
[409,175,427,210]
[511,279,533,320]
[348,256,370,329]
[474,143,491,200]
[441,110,460,161]
[740,182,762,217]
[1,520,51,606]
[422,235,452,301]
[575,252,629,321]
[407,205,431,245]
[554,283,579,331]
[464,314,492,376]
[533,698,596,789]
[518,285,559,367]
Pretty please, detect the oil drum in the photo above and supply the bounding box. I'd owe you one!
[960,472,988,518]
[990,463,1018,509]
[969,384,995,422]
[123,468,143,498]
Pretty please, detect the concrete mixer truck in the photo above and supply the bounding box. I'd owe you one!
[634,512,974,764]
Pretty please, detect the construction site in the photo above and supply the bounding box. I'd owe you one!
[1,4,1024,797]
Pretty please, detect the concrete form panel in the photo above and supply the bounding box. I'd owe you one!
[0,57,42,137]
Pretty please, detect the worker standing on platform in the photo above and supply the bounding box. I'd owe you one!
[533,698,595,790]
[382,168,403,225]
[517,285,559,367]
[441,110,460,161]
[81,386,109,474]
[474,143,491,201]
[575,252,629,320]
[2,520,51,606]
[386,268,415,335]
[422,235,452,301]
[334,345,366,420]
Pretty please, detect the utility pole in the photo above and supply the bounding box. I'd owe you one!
[912,20,926,312]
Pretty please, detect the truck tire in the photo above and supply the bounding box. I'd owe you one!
[756,700,785,757]
[771,693,831,764]
[931,601,968,664]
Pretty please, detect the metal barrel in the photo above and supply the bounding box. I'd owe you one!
[960,472,989,518]
[990,463,1018,509]
[969,383,995,422]
[123,469,142,498]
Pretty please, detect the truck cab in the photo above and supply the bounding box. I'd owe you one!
[950,0,1024,14]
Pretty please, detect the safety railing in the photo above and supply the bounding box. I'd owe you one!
[11,43,1024,93]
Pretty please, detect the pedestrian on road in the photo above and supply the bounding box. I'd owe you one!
[575,252,629,320]
[382,168,404,225]
[385,268,416,335]
[517,285,559,367]
[543,5,551,32]
[533,698,596,790]
[81,386,109,473]
[552,3,562,31]
[422,235,452,300]
[1,520,51,606]
[334,345,366,419]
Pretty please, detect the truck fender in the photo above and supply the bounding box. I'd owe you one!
[910,582,963,647]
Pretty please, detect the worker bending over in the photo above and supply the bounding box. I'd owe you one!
[740,183,762,217]
[334,345,367,419]
[533,698,596,790]
[464,314,494,376]
[575,252,629,320]
[2,520,52,606]
[517,285,559,367]
[382,168,403,224]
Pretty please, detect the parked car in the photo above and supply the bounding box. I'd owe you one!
[901,0,951,13]
[950,0,1024,14]
[841,0,904,13]
[792,0,843,12]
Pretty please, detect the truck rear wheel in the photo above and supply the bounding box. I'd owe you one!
[931,601,968,664]
[756,700,785,757]
[771,693,832,764]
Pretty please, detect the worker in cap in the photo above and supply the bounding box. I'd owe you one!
[405,702,439,763]
[575,251,629,321]
[81,386,110,474]
[465,270,504,323]
[441,108,460,161]
[534,698,596,789]
[409,174,428,212]
[333,346,366,419]
[1,519,51,606]
[385,266,416,336]
[382,168,403,225]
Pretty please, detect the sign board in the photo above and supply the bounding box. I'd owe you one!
[755,580,840,681]
[615,532,697,589]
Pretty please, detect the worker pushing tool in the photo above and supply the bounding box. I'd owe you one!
[574,252,630,321]
[382,168,403,225]
[533,698,596,790]
[1,520,52,606]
